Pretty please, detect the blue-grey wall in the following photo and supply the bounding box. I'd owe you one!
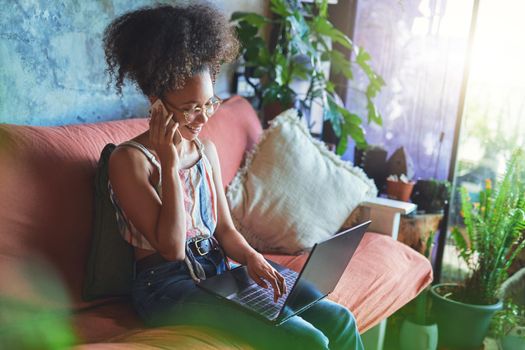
[0,0,265,126]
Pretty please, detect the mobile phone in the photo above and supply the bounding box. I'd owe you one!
[149,99,185,143]
[150,98,170,119]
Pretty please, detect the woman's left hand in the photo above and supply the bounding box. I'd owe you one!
[245,251,287,303]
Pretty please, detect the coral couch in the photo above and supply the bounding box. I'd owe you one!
[0,96,432,348]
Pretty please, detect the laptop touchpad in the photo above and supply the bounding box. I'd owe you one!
[199,266,254,299]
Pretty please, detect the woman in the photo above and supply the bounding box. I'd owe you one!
[104,3,363,349]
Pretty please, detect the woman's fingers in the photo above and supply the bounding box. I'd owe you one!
[149,104,174,145]
[150,105,161,143]
[164,118,173,142]
[273,270,286,296]
[262,269,281,303]
[246,255,287,302]
[147,102,179,168]
[168,119,179,142]
[248,270,268,289]
[269,275,281,303]
[164,111,172,126]
[165,117,177,141]
[158,106,169,141]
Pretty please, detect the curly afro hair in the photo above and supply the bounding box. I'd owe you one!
[103,2,239,97]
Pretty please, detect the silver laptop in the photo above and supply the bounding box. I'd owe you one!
[197,221,370,325]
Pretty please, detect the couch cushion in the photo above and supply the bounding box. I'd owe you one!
[226,109,377,254]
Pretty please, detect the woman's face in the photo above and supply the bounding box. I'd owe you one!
[155,70,215,141]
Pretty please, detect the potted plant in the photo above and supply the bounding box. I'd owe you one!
[492,267,525,349]
[230,0,385,155]
[411,179,451,214]
[491,301,525,350]
[399,232,438,350]
[385,174,415,202]
[430,149,525,348]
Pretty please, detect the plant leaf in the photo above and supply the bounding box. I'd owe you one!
[330,50,353,80]
[312,17,352,49]
[230,12,271,28]
[366,99,382,126]
[270,0,292,17]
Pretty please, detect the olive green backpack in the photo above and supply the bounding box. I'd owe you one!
[83,143,134,301]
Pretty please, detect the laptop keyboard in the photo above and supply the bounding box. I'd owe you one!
[232,268,298,319]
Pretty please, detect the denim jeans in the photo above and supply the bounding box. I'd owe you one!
[132,250,364,350]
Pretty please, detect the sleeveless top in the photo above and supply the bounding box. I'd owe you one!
[107,138,218,252]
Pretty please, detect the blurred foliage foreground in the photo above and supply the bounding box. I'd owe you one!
[0,256,78,349]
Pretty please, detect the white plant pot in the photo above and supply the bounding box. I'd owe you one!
[500,325,525,350]
[399,319,438,350]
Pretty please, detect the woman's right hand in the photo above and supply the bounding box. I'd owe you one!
[148,101,180,169]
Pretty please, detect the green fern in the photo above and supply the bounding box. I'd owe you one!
[452,148,525,304]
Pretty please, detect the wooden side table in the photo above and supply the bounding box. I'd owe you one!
[361,197,417,241]
[398,213,443,255]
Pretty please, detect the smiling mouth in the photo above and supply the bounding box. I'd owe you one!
[186,125,202,133]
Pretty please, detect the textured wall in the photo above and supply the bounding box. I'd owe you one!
[0,0,266,126]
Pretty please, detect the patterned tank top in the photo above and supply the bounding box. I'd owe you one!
[108,139,218,251]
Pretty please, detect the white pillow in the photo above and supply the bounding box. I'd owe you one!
[226,109,377,254]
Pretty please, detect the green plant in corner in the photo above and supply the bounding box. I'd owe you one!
[491,301,525,340]
[230,0,385,155]
[491,268,525,349]
[451,148,525,305]
[429,149,525,348]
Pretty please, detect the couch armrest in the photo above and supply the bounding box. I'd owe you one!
[359,197,417,240]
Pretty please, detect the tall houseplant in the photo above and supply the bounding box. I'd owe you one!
[430,148,525,348]
[491,301,525,350]
[231,0,384,155]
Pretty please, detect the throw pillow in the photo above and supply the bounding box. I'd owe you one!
[226,109,377,254]
[82,143,134,301]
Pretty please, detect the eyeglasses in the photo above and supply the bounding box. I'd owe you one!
[169,95,222,124]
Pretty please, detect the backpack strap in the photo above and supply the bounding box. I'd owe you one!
[117,140,162,189]
[118,140,161,170]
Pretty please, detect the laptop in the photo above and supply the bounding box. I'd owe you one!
[197,220,371,325]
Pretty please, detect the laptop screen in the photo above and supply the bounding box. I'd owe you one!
[277,221,369,322]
